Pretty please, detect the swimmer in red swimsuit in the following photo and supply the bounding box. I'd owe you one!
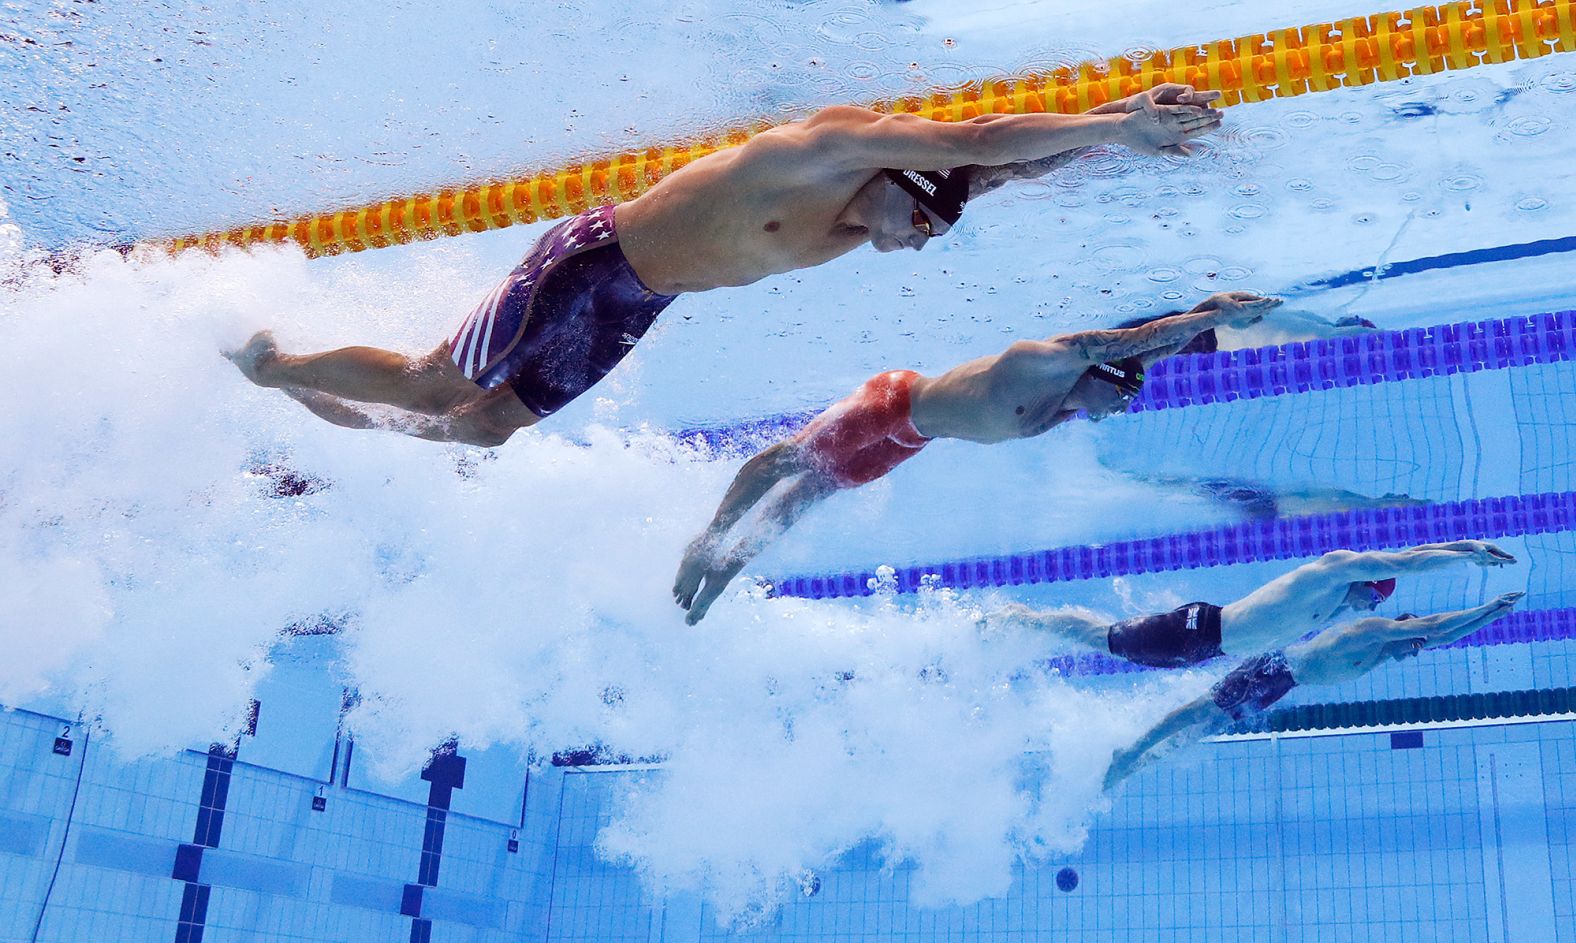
[1101,591,1523,791]
[672,291,1282,624]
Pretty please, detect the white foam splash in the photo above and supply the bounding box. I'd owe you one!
[0,241,1196,919]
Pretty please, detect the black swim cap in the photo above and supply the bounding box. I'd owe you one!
[885,167,972,227]
[1084,357,1146,396]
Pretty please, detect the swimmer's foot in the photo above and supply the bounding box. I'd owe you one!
[226,330,280,385]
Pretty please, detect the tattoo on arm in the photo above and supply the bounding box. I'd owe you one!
[1063,310,1220,362]
[965,147,1095,199]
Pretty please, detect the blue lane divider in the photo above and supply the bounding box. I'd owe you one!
[1044,607,1576,678]
[768,491,1576,600]
[1292,234,1576,294]
[676,307,1576,455]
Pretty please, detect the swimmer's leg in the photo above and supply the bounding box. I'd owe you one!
[683,474,837,625]
[277,387,382,432]
[986,603,1110,649]
[275,384,534,447]
[229,332,478,416]
[675,441,809,607]
[1274,487,1427,518]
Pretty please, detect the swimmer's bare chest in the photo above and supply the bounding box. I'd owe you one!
[914,360,1080,444]
[621,202,870,293]
[616,151,876,293]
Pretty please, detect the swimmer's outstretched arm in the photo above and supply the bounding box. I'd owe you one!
[1312,541,1516,582]
[681,442,810,559]
[964,85,1225,196]
[1286,593,1523,686]
[1404,592,1526,651]
[676,473,838,625]
[813,85,1221,172]
[1036,293,1280,365]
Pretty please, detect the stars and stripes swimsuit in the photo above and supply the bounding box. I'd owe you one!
[447,204,678,418]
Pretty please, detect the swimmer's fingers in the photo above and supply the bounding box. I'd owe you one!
[1494,591,1526,609]
[1144,83,1224,108]
[1218,291,1282,308]
[1158,143,1194,158]
[1468,541,1516,566]
[1174,108,1223,129]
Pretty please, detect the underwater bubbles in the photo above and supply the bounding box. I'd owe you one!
[1540,70,1576,93]
[1502,115,1553,137]
[1441,172,1484,192]
[844,61,881,81]
[1236,125,1291,152]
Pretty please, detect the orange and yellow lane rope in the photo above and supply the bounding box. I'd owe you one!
[163,0,1576,258]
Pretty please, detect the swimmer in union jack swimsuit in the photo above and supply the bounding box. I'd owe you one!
[228,85,1223,445]
[987,540,1515,668]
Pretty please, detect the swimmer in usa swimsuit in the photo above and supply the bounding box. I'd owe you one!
[1101,591,1524,790]
[229,87,1224,446]
[446,204,676,418]
[990,540,1515,668]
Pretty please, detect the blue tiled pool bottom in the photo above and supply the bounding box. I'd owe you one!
[2,704,1573,942]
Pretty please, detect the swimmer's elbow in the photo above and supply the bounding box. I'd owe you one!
[967,118,1025,165]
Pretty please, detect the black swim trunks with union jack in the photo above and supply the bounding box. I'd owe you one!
[447,203,678,418]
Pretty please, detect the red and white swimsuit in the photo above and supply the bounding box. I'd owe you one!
[793,370,931,488]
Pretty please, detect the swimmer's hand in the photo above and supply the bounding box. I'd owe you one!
[1472,542,1518,567]
[673,536,717,614]
[1116,85,1224,158]
[1195,291,1284,329]
[1426,539,1517,567]
[1094,82,1222,115]
[1488,590,1526,612]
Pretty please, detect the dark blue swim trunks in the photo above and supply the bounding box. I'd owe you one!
[1107,602,1225,668]
[1210,650,1298,720]
[447,204,678,417]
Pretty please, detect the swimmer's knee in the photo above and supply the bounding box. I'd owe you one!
[450,399,531,447]
[417,386,477,415]
[454,421,515,448]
